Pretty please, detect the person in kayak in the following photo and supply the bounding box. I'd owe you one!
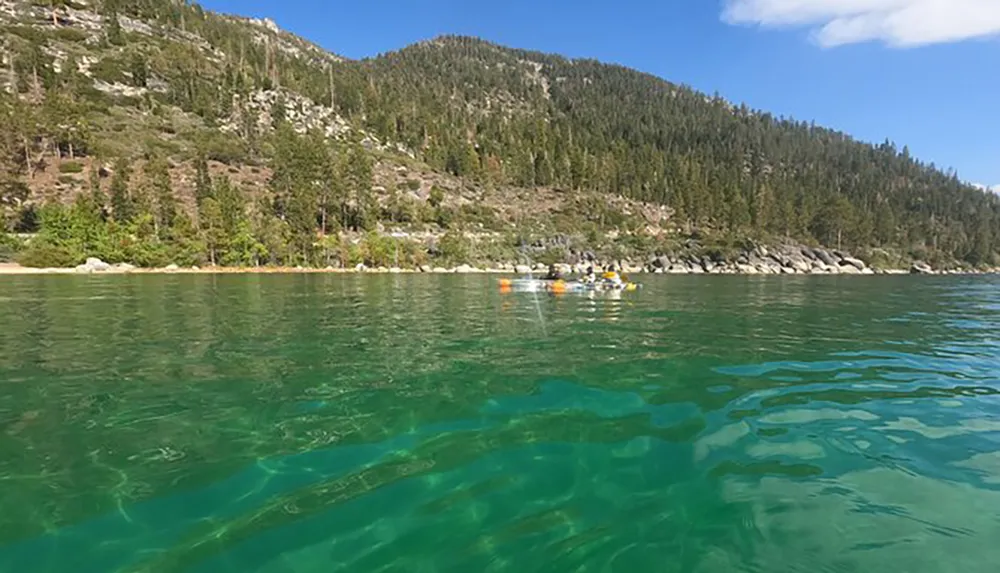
[603,265,624,287]
[544,264,563,281]
[583,266,596,284]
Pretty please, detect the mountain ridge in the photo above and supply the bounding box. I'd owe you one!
[0,0,996,271]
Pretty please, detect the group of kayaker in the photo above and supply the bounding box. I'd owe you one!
[544,264,626,287]
[499,264,636,294]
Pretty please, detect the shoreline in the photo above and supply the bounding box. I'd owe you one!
[0,262,992,276]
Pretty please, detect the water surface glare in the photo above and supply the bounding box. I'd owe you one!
[1,275,999,572]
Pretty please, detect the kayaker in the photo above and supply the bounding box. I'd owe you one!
[603,265,624,287]
[583,266,596,283]
[544,264,563,281]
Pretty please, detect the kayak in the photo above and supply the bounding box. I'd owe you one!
[499,278,640,293]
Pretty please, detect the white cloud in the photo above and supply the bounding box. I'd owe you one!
[972,183,1000,194]
[722,0,1000,47]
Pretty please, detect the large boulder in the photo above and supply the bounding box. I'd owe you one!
[666,264,688,274]
[791,259,811,273]
[75,257,111,273]
[86,257,110,271]
[455,264,475,273]
[814,249,838,267]
[622,262,643,274]
[515,265,532,274]
[758,260,781,274]
[911,261,934,274]
[840,257,867,271]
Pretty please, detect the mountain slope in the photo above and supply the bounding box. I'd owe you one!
[0,0,996,269]
[357,36,997,263]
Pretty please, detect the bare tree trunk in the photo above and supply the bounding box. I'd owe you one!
[31,65,41,102]
[328,63,335,109]
[23,137,32,179]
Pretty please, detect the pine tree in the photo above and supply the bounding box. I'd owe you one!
[341,141,374,231]
[224,219,267,267]
[874,200,896,245]
[103,0,124,46]
[145,157,175,237]
[968,209,995,266]
[813,195,855,251]
[109,158,134,224]
[213,174,246,237]
[198,197,225,266]
[194,154,212,205]
[130,52,148,88]
[727,189,751,233]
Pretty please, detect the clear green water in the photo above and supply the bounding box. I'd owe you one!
[1,275,999,572]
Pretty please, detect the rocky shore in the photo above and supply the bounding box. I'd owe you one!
[1,246,993,277]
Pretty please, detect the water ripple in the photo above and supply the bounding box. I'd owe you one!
[1,275,999,572]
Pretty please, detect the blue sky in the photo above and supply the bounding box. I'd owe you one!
[200,0,1000,188]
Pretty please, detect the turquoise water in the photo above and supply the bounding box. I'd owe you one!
[1,275,999,572]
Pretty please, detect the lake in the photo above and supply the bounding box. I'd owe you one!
[1,274,999,572]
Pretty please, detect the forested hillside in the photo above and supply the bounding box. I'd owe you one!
[1,0,996,269]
